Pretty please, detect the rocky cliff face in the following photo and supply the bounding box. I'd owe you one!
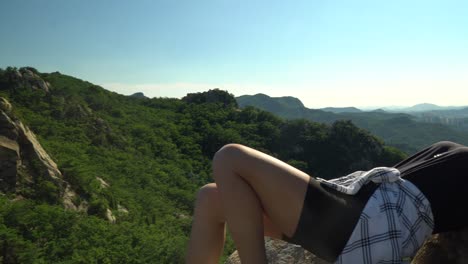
[0,68,122,222]
[0,96,80,210]
[225,229,468,264]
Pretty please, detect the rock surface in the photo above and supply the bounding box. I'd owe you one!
[225,229,468,264]
[130,92,148,99]
[0,97,78,210]
[225,238,329,264]
[7,67,51,92]
[106,208,116,224]
[412,228,468,264]
[97,176,110,188]
[0,135,20,192]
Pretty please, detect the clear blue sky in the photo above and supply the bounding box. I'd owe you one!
[1,0,467,108]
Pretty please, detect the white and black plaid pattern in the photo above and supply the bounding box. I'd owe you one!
[316,167,401,195]
[317,167,434,264]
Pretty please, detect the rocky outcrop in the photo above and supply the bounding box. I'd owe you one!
[96,176,110,188]
[0,99,21,192]
[94,176,117,223]
[412,228,468,264]
[225,238,329,264]
[0,97,78,210]
[225,229,468,264]
[130,92,148,99]
[117,204,129,214]
[65,103,93,119]
[0,135,20,192]
[93,117,113,134]
[7,67,51,92]
[106,208,116,224]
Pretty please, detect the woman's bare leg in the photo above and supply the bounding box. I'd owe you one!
[185,183,284,264]
[210,143,310,264]
[185,183,227,264]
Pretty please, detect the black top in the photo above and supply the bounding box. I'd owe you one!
[394,141,468,234]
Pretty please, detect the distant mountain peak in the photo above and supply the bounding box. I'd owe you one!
[130,92,147,99]
[237,93,305,109]
[412,103,438,107]
[405,103,443,112]
[320,107,362,113]
[380,103,466,112]
[411,103,440,108]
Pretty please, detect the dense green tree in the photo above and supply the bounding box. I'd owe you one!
[182,88,238,108]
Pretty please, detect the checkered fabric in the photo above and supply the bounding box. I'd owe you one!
[316,167,401,195]
[316,167,434,264]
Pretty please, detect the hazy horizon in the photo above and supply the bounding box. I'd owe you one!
[113,88,468,110]
[1,0,467,108]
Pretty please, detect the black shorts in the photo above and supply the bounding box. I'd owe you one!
[281,175,380,262]
[281,141,468,262]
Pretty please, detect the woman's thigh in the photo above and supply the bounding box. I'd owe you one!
[197,182,288,240]
[213,143,311,238]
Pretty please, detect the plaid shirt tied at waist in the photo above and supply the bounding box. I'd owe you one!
[316,167,434,264]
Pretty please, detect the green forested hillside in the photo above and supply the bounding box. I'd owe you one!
[237,93,468,154]
[0,67,406,263]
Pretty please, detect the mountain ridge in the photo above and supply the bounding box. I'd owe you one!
[236,93,468,154]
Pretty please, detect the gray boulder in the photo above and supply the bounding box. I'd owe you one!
[8,67,51,92]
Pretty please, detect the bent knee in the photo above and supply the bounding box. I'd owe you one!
[195,183,224,221]
[215,143,244,157]
[213,143,245,165]
[196,183,218,202]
